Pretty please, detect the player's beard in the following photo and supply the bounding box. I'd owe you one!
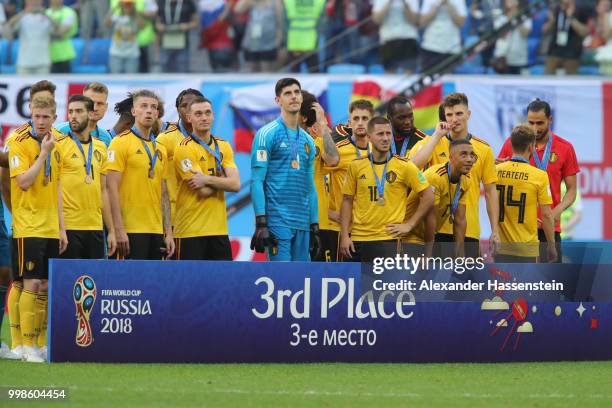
[70,120,88,134]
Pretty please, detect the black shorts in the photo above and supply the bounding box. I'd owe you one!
[495,254,537,263]
[343,239,399,263]
[12,237,59,280]
[380,39,418,71]
[175,235,232,260]
[117,233,166,260]
[314,229,338,262]
[244,49,277,62]
[434,233,480,259]
[420,48,455,71]
[401,242,425,258]
[62,230,105,259]
[538,230,562,263]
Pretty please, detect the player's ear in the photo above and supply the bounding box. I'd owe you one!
[274,95,280,106]
[467,110,471,120]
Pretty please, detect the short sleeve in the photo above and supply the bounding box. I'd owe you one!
[538,173,553,206]
[424,169,440,206]
[561,143,580,178]
[173,144,197,181]
[481,146,498,185]
[458,175,470,204]
[405,160,429,194]
[341,161,358,197]
[251,126,274,169]
[221,142,237,170]
[497,137,512,159]
[106,137,127,173]
[8,140,30,178]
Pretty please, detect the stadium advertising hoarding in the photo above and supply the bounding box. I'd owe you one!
[49,259,612,363]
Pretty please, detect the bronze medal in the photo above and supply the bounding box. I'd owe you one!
[377,197,386,206]
[43,176,49,186]
[291,160,299,169]
[85,174,93,184]
[148,168,155,179]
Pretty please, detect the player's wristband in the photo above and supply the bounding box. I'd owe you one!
[255,215,268,228]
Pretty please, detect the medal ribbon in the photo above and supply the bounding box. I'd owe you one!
[69,130,93,178]
[532,133,552,170]
[282,122,301,165]
[369,153,388,201]
[510,156,530,164]
[29,122,51,180]
[390,136,409,157]
[191,133,223,174]
[131,126,158,175]
[447,161,461,221]
[350,136,370,158]
[177,120,190,138]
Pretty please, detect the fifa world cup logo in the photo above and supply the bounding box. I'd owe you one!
[73,275,97,347]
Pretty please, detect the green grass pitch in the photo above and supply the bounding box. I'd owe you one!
[2,315,612,407]
[1,360,612,407]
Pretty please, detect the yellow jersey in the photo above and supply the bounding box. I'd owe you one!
[8,124,63,238]
[342,155,429,241]
[157,122,190,225]
[409,135,497,239]
[496,159,552,257]
[106,129,169,234]
[424,162,470,234]
[173,135,237,238]
[312,135,331,230]
[56,135,108,231]
[325,137,370,232]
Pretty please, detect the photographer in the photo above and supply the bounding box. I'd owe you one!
[5,0,59,75]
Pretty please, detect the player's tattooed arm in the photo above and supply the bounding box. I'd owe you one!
[312,102,339,166]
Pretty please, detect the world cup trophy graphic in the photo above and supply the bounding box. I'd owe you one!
[74,275,97,347]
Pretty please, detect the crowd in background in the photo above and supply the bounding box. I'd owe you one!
[0,0,608,74]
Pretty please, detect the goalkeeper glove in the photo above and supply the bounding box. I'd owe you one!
[309,223,321,260]
[250,215,278,255]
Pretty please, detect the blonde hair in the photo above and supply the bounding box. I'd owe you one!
[30,96,57,114]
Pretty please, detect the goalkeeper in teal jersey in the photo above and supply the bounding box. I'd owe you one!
[250,78,321,261]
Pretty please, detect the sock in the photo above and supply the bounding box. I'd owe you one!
[36,292,48,349]
[0,284,7,344]
[18,289,37,348]
[7,281,22,349]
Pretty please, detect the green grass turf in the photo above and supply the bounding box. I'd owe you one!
[1,361,611,407]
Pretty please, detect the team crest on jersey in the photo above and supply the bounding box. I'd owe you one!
[55,151,60,163]
[181,159,193,172]
[550,152,558,163]
[304,142,311,155]
[94,150,102,163]
[108,150,115,162]
[386,171,397,183]
[26,261,35,271]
